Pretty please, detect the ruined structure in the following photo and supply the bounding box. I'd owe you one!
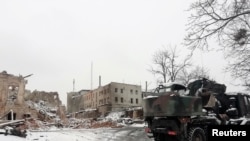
[25,91,62,107]
[0,71,36,120]
[0,71,66,121]
[25,90,66,121]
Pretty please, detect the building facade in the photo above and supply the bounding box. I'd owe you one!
[83,82,142,115]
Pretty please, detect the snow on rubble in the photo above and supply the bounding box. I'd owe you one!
[0,110,146,141]
[26,100,58,120]
[1,100,145,140]
[105,111,125,121]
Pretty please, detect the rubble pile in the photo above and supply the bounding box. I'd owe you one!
[25,118,49,130]
[0,120,27,138]
[66,118,123,129]
[90,120,123,128]
[0,98,65,138]
[26,100,59,121]
[66,118,92,129]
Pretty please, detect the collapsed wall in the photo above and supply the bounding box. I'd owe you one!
[25,90,66,121]
[0,71,37,120]
[25,91,62,107]
[0,70,66,122]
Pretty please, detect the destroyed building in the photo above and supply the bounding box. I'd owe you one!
[0,71,36,120]
[0,71,66,121]
[25,90,62,107]
[25,90,66,121]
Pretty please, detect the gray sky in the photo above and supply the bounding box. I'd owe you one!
[0,0,245,105]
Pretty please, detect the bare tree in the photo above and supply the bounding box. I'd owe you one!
[185,0,250,89]
[243,81,250,90]
[149,46,192,84]
[176,66,210,86]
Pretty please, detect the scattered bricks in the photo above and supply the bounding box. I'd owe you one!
[90,121,123,128]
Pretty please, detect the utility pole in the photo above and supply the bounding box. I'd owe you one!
[91,61,93,90]
[73,79,75,92]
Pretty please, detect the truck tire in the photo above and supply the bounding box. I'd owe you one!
[187,127,206,141]
[154,133,178,141]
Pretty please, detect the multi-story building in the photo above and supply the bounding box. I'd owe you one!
[83,82,142,115]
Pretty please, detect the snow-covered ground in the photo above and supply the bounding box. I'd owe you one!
[0,107,147,141]
[0,123,149,141]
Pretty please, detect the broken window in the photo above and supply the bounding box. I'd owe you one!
[23,113,31,119]
[7,112,16,120]
[8,85,18,101]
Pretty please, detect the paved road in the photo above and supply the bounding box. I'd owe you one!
[84,126,153,141]
[26,126,154,141]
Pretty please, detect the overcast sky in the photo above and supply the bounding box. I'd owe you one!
[0,0,245,105]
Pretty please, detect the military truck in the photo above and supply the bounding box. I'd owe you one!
[143,78,250,141]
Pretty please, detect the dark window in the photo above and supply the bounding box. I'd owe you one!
[121,89,123,93]
[244,97,248,105]
[130,89,133,94]
[131,98,133,104]
[115,97,118,103]
[115,88,118,93]
[121,97,123,103]
[136,98,138,104]
[135,90,138,94]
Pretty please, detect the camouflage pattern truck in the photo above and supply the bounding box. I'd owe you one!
[143,78,250,141]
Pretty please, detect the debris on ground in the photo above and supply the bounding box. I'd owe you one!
[0,109,145,139]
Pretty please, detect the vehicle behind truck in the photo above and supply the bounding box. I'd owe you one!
[143,78,250,141]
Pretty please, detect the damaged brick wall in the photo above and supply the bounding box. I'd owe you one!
[25,90,66,121]
[0,71,36,120]
[0,71,66,121]
[25,91,62,107]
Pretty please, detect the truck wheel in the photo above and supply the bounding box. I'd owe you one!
[187,127,206,141]
[154,134,177,141]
